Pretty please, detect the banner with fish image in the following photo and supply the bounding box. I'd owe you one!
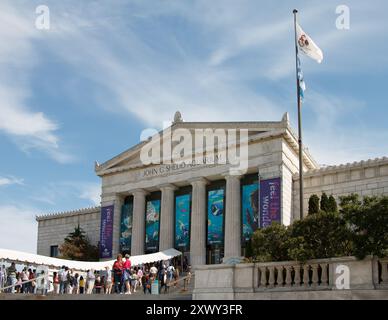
[260,177,281,228]
[242,183,259,242]
[145,199,161,252]
[207,188,225,246]
[120,202,133,252]
[175,194,191,249]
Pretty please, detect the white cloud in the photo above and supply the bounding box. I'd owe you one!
[0,176,24,187]
[0,205,37,254]
[79,183,101,206]
[0,2,73,163]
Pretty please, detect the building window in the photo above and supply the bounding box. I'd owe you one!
[50,245,59,257]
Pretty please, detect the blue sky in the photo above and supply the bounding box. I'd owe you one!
[1,0,387,253]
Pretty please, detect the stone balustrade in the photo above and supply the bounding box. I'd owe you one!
[256,259,330,290]
[193,256,388,300]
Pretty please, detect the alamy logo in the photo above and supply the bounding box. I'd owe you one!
[335,264,350,289]
[140,127,249,175]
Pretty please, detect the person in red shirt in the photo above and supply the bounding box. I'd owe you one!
[123,254,131,294]
[112,254,123,294]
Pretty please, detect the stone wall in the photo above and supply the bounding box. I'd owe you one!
[36,207,101,257]
[293,157,388,218]
[193,256,388,300]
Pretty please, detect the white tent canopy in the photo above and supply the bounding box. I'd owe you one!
[0,248,182,271]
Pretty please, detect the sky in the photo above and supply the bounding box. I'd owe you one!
[0,0,387,254]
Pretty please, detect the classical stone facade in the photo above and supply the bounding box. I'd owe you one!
[36,207,101,257]
[36,112,388,266]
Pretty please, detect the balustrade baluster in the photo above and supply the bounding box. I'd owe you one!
[285,266,292,287]
[277,266,284,287]
[294,265,301,287]
[260,267,267,287]
[303,264,310,287]
[381,261,388,283]
[268,266,275,287]
[311,264,319,287]
[320,263,328,286]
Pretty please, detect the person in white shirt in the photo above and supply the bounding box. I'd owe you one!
[86,269,95,294]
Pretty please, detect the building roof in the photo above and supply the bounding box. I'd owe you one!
[36,206,101,221]
[95,111,319,176]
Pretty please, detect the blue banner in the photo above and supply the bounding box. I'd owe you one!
[99,205,114,259]
[242,183,259,241]
[207,189,224,246]
[175,194,191,249]
[145,199,161,251]
[120,203,133,252]
[260,177,281,228]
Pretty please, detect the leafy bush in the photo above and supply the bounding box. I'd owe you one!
[308,194,320,214]
[320,192,330,212]
[247,194,388,262]
[340,194,388,259]
[251,223,290,262]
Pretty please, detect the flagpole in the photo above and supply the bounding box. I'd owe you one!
[293,9,304,220]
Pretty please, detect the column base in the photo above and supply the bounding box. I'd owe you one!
[222,256,245,265]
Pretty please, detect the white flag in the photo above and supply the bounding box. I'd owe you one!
[296,22,323,63]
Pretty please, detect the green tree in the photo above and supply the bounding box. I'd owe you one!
[59,225,99,261]
[340,195,388,259]
[289,211,353,261]
[320,192,330,212]
[308,194,320,214]
[327,195,338,212]
[251,223,291,262]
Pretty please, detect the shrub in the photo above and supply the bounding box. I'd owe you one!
[320,192,330,212]
[328,195,338,212]
[251,223,290,262]
[308,194,320,214]
[341,195,388,259]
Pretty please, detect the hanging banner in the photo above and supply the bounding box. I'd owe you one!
[260,177,281,228]
[242,183,259,241]
[207,189,225,246]
[175,194,191,249]
[145,199,161,252]
[120,203,133,253]
[99,205,114,259]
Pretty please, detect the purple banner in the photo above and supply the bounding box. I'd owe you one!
[260,177,281,228]
[99,205,114,259]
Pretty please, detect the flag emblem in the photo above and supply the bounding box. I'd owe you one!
[296,22,323,63]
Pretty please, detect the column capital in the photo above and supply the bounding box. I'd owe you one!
[130,188,149,196]
[188,177,209,186]
[159,183,178,191]
[222,172,243,180]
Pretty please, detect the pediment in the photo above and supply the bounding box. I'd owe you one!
[95,114,303,176]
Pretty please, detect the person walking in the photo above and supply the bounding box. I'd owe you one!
[86,269,95,294]
[72,273,80,294]
[79,275,85,294]
[52,272,59,294]
[104,266,112,294]
[21,268,29,293]
[122,254,131,294]
[6,262,17,293]
[113,254,123,294]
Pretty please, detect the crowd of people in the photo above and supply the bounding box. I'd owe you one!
[0,254,189,295]
[0,262,48,294]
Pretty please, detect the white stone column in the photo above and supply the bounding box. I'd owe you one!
[159,184,177,251]
[223,174,242,261]
[112,195,124,258]
[131,189,148,255]
[189,178,208,267]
